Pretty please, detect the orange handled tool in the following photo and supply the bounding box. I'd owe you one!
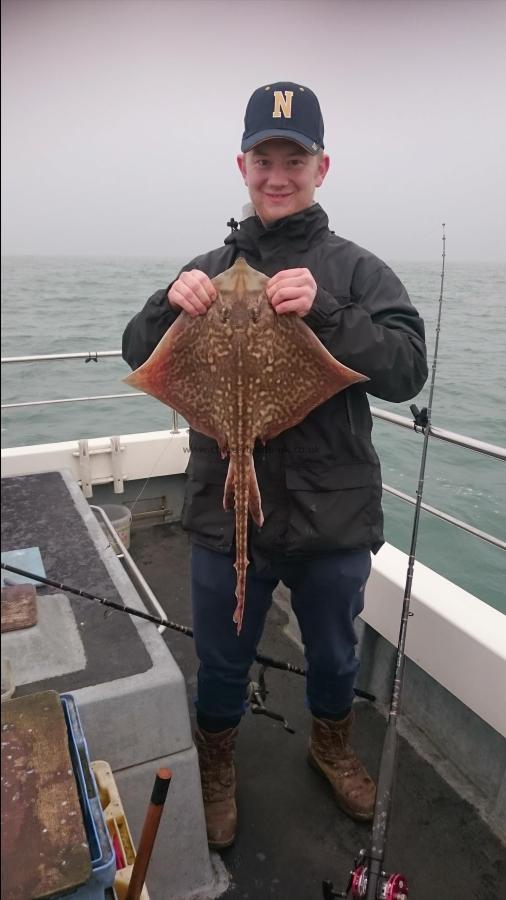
[125,768,172,900]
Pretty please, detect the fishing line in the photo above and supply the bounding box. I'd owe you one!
[126,429,182,519]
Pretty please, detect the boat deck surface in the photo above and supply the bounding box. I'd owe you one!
[129,521,505,900]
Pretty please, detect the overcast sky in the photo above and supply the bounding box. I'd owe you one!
[2,0,505,261]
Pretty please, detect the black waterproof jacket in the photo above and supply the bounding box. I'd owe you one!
[122,204,428,562]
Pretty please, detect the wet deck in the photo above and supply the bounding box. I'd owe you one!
[129,521,506,900]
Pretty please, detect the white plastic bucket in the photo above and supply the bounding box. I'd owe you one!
[95,504,132,551]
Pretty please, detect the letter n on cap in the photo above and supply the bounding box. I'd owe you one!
[272,90,293,118]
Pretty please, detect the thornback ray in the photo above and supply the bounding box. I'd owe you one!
[123,257,368,633]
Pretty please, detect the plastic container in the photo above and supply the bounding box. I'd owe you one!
[1,656,15,702]
[92,760,150,900]
[94,505,132,551]
[60,694,116,899]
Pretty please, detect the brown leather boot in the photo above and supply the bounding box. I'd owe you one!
[195,726,238,849]
[308,712,376,822]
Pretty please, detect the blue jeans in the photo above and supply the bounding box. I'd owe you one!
[191,544,371,722]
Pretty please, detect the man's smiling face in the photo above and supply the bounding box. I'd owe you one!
[237,139,330,225]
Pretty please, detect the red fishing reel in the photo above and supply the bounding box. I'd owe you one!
[323,860,408,899]
[349,864,408,899]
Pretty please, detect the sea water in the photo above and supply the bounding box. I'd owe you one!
[1,255,505,612]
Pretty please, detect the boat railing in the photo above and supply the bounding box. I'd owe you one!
[2,350,505,551]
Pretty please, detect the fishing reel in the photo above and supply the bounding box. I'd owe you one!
[322,851,408,900]
[247,665,296,733]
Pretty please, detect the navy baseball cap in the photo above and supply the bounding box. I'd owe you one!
[241,82,324,155]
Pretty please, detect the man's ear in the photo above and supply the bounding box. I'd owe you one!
[237,153,248,184]
[315,153,330,188]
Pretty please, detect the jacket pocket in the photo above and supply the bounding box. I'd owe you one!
[186,450,228,486]
[285,463,376,491]
[181,477,234,549]
[281,463,383,554]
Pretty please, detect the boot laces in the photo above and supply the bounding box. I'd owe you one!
[319,731,364,778]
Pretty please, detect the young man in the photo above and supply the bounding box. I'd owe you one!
[122,82,428,849]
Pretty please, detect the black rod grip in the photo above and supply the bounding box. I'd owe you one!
[150,768,172,805]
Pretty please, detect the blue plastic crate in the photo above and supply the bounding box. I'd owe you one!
[59,693,116,899]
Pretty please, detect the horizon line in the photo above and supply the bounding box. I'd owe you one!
[2,252,505,265]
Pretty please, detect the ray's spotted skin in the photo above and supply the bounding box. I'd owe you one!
[124,258,367,632]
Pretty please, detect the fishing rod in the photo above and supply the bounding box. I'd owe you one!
[322,224,447,900]
[0,561,374,729]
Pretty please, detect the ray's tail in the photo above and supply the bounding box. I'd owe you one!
[223,451,263,634]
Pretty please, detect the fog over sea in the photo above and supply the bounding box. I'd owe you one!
[1,255,505,613]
